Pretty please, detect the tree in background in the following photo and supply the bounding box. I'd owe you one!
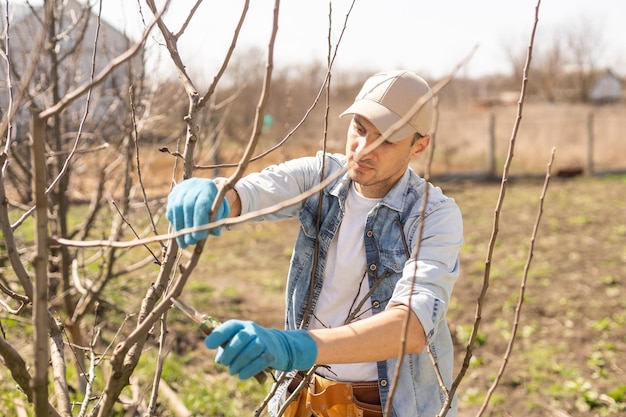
[503,16,610,103]
[1,0,153,415]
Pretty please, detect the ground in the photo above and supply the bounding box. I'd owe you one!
[167,174,626,416]
[3,104,625,416]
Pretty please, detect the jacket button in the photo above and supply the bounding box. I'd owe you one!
[369,264,376,271]
[373,301,380,308]
[366,230,373,237]
[380,379,388,387]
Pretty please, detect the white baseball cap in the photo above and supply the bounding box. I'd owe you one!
[340,70,434,142]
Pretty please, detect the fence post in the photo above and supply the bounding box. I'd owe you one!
[487,112,496,179]
[586,111,594,175]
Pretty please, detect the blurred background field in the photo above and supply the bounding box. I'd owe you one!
[117,173,626,417]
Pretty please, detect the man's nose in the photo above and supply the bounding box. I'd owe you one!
[354,137,367,154]
[354,135,378,159]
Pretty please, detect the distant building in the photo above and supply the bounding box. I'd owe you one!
[589,69,623,104]
[0,0,144,140]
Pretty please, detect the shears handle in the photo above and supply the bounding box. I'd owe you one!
[199,318,268,384]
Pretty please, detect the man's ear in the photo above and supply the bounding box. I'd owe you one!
[411,135,430,157]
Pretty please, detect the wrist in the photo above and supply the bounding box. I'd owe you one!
[279,329,317,371]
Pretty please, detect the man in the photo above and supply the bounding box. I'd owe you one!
[166,70,463,417]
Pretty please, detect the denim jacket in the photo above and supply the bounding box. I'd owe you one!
[234,151,462,417]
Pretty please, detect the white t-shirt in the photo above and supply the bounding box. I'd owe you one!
[309,182,381,381]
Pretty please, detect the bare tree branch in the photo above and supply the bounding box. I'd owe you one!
[38,8,158,121]
[476,148,555,416]
[52,165,346,249]
[447,1,543,415]
[30,109,51,416]
[49,316,71,416]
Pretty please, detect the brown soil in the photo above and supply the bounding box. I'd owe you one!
[149,101,626,415]
[6,102,622,416]
[175,173,626,416]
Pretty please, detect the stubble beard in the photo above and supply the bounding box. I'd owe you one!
[347,160,379,189]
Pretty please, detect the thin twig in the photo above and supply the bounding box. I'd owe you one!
[195,0,357,172]
[146,314,171,416]
[212,0,279,209]
[446,1,543,414]
[49,315,72,415]
[38,8,158,120]
[357,49,476,163]
[158,380,193,417]
[9,5,161,231]
[198,0,250,111]
[476,148,555,416]
[53,166,346,249]
[129,85,162,246]
[77,326,100,417]
[111,200,160,264]
[383,60,471,417]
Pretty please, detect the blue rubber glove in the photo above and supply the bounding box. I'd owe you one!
[205,320,317,380]
[166,178,230,248]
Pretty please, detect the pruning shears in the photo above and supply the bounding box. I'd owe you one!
[170,297,268,384]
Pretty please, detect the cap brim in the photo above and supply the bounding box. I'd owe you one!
[340,100,417,143]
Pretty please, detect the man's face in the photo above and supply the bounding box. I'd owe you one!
[345,115,428,198]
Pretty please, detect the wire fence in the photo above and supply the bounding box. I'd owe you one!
[424,102,626,181]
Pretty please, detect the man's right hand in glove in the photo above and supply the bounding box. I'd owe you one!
[166,178,231,248]
[205,319,318,380]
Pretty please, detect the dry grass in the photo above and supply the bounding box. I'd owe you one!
[168,174,626,417]
[3,100,624,416]
[57,102,626,205]
[431,102,626,175]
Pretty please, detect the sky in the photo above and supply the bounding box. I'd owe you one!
[94,1,626,80]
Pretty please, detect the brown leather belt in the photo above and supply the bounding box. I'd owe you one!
[286,372,382,417]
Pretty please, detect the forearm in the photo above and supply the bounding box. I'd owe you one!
[309,305,426,364]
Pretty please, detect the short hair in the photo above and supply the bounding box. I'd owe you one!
[411,131,426,145]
